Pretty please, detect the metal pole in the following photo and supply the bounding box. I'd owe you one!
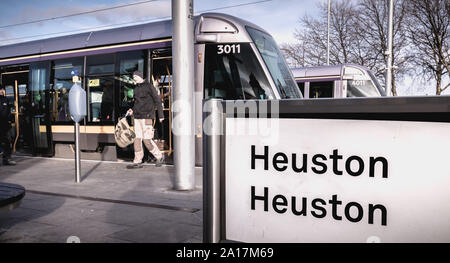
[327,0,331,65]
[74,122,81,183]
[172,0,195,190]
[13,80,19,152]
[203,99,223,243]
[385,0,394,96]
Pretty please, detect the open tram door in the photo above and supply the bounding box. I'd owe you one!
[0,65,33,154]
[151,48,173,163]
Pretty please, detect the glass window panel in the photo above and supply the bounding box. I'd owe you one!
[347,80,382,97]
[52,57,83,122]
[1,71,29,143]
[4,85,14,107]
[297,82,305,97]
[29,61,51,148]
[87,54,115,75]
[203,43,274,100]
[117,50,145,117]
[246,27,301,99]
[310,81,334,98]
[30,62,50,114]
[88,76,114,122]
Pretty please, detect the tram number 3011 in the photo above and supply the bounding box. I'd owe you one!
[217,44,241,54]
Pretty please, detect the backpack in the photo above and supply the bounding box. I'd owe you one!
[114,117,135,148]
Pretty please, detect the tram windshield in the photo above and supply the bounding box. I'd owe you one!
[368,70,386,96]
[246,27,301,99]
[203,43,275,100]
[346,70,384,97]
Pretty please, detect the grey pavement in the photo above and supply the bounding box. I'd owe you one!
[0,155,203,243]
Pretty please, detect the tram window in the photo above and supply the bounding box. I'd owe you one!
[246,27,301,99]
[117,50,146,117]
[309,81,333,98]
[18,85,27,97]
[153,73,171,109]
[87,54,115,75]
[29,62,51,148]
[368,70,385,95]
[297,82,305,97]
[88,77,114,122]
[347,80,382,97]
[204,43,273,100]
[4,85,14,107]
[52,58,83,122]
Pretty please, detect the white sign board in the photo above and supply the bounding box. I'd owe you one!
[225,118,450,242]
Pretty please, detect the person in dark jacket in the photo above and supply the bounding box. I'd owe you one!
[0,86,16,165]
[126,70,164,169]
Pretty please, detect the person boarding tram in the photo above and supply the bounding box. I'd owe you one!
[126,70,164,169]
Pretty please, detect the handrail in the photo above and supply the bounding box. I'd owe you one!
[166,63,173,156]
[13,80,19,152]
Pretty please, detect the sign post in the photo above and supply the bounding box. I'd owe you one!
[68,70,86,183]
[203,99,224,243]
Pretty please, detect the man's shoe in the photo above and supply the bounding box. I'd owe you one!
[155,155,165,167]
[146,156,157,163]
[3,160,16,166]
[126,163,143,169]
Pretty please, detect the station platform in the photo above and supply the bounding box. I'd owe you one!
[0,155,203,243]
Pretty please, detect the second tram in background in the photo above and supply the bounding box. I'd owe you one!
[291,64,385,98]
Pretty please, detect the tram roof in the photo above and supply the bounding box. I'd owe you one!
[0,19,172,60]
[0,12,268,61]
[291,64,371,78]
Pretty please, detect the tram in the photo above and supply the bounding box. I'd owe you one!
[291,64,385,98]
[0,13,301,165]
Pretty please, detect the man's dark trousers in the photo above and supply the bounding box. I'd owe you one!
[0,130,12,162]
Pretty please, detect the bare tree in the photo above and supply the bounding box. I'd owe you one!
[327,0,359,64]
[282,0,368,67]
[357,0,410,96]
[406,0,450,95]
[282,0,413,96]
[296,12,328,66]
[280,31,307,67]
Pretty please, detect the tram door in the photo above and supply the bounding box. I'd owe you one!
[151,48,173,160]
[1,68,33,154]
[29,62,53,156]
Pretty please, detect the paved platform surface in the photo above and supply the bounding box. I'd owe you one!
[0,156,203,243]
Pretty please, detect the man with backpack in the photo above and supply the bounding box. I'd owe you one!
[126,70,164,169]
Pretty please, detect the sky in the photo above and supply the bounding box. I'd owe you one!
[0,0,319,46]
